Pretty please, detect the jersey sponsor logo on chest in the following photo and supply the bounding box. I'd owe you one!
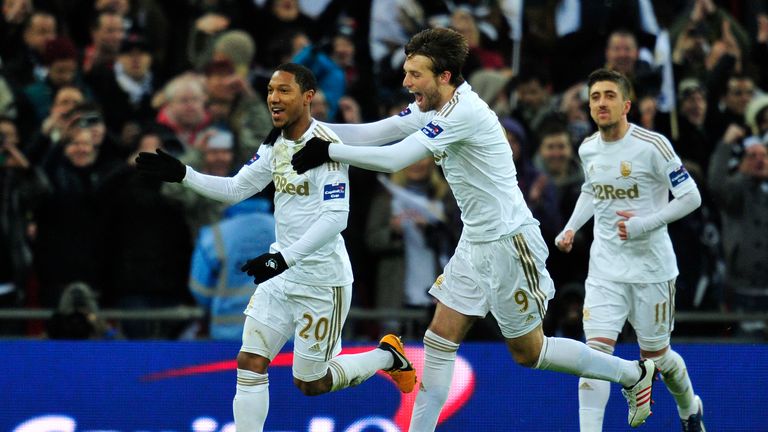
[592,183,639,200]
[274,174,309,196]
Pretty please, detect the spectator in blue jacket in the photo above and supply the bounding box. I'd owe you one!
[189,197,275,340]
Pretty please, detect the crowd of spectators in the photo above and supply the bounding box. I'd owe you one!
[0,0,766,341]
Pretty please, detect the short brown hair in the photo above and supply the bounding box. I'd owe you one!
[404,28,468,86]
[587,68,632,100]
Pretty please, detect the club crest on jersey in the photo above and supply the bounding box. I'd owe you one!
[669,165,690,187]
[245,153,260,166]
[620,161,632,177]
[398,107,412,117]
[616,160,638,180]
[421,121,444,138]
[323,182,346,200]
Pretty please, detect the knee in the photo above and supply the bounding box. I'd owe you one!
[508,344,540,368]
[237,351,269,374]
[293,377,330,396]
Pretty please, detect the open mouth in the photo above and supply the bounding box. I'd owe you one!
[271,107,285,119]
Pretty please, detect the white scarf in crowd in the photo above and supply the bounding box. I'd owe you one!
[114,62,153,106]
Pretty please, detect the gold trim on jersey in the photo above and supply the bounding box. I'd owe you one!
[313,124,337,143]
[630,128,674,161]
[512,233,546,319]
[325,161,341,171]
[324,286,344,361]
[581,131,599,145]
[437,94,459,117]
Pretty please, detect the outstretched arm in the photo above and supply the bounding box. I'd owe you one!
[328,134,433,173]
[183,167,266,204]
[320,117,409,147]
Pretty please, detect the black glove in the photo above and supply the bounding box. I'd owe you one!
[261,127,281,146]
[291,137,331,174]
[240,252,288,284]
[135,148,186,183]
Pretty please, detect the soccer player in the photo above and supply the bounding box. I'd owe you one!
[135,63,416,432]
[291,28,656,430]
[555,68,705,431]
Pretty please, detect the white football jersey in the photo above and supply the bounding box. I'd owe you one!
[390,82,534,242]
[236,121,353,286]
[579,123,698,283]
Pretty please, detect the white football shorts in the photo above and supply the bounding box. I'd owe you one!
[582,276,676,351]
[241,276,352,381]
[429,223,555,339]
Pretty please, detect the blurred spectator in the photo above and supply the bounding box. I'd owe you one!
[46,281,118,340]
[604,29,661,102]
[533,117,590,288]
[101,128,195,339]
[337,95,362,124]
[253,0,317,66]
[86,33,156,139]
[202,58,272,164]
[26,85,84,164]
[161,128,234,238]
[0,115,38,334]
[500,116,560,244]
[310,88,329,121]
[510,67,559,149]
[292,33,345,120]
[212,30,256,78]
[0,0,34,61]
[32,127,122,306]
[672,78,716,181]
[470,68,513,118]
[3,10,57,87]
[189,198,275,340]
[706,73,756,144]
[450,7,507,78]
[533,118,584,213]
[365,157,452,335]
[752,13,768,90]
[708,120,768,338]
[22,36,81,124]
[551,0,659,90]
[82,11,125,73]
[670,0,751,70]
[154,72,211,155]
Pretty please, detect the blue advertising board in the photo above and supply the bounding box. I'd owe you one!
[1,341,764,431]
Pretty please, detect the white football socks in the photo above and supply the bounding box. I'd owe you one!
[409,329,459,432]
[328,349,391,391]
[233,368,269,432]
[651,348,697,418]
[534,337,640,386]
[578,341,615,432]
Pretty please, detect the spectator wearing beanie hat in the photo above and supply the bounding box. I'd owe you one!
[201,58,272,165]
[23,36,86,123]
[86,33,156,138]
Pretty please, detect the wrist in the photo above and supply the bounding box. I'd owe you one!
[279,250,296,267]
